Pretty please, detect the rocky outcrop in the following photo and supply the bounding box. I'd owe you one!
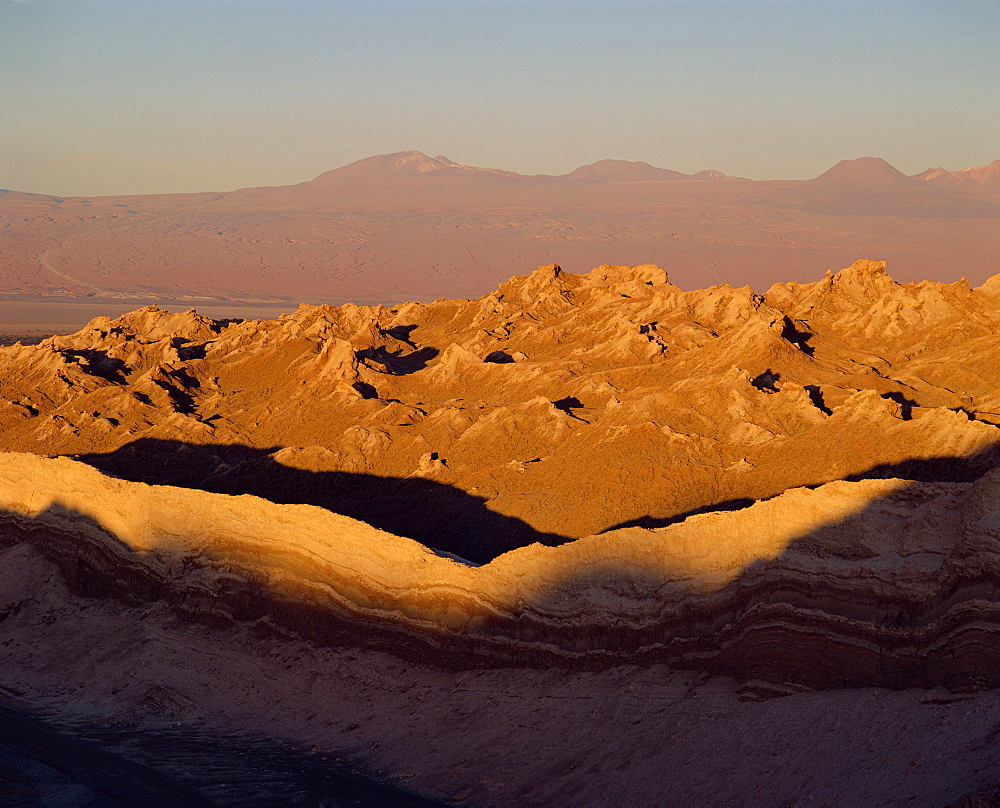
[3,261,1000,561]
[3,452,1000,690]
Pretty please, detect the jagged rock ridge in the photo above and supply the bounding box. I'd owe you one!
[3,260,1000,688]
[3,259,1000,559]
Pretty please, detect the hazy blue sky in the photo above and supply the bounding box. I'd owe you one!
[2,0,998,195]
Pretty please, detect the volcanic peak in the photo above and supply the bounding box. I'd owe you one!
[303,150,524,185]
[309,152,734,186]
[564,159,691,182]
[306,150,448,181]
[806,157,921,191]
[914,159,1000,195]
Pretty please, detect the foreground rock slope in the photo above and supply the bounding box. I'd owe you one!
[7,259,1000,803]
[3,450,1000,690]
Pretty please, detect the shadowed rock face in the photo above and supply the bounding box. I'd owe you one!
[2,261,1000,690]
[4,452,1000,690]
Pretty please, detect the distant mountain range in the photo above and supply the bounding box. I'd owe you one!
[1,152,997,305]
[914,160,1000,195]
[6,151,999,213]
[299,150,1000,192]
[296,150,1000,201]
[762,156,1000,216]
[298,150,730,185]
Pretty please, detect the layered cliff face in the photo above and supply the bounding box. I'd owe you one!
[3,259,1000,691]
[2,451,1000,690]
[7,261,1000,802]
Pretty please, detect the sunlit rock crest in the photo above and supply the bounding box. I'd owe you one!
[4,260,1000,687]
[4,453,1000,689]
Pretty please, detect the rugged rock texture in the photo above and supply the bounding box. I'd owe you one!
[2,260,1000,690]
[2,259,1000,561]
[5,259,1000,801]
[5,537,1000,807]
[3,450,1000,690]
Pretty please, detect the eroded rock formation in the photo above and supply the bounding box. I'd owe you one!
[3,255,1000,689]
[2,451,1000,690]
[2,259,1000,560]
[5,260,1000,801]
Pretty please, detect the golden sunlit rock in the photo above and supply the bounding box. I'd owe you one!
[5,259,1000,803]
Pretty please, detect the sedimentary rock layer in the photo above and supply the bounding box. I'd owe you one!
[4,259,1000,689]
[4,452,1000,689]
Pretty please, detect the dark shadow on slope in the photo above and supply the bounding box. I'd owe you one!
[7,441,1000,692]
[383,324,418,349]
[804,384,832,415]
[77,438,569,564]
[780,317,815,356]
[60,349,129,384]
[84,726,446,808]
[0,656,444,806]
[881,391,917,421]
[751,369,780,393]
[356,346,439,375]
[844,447,1000,483]
[498,440,1000,690]
[152,368,200,415]
[77,439,1000,563]
[552,396,585,418]
[605,444,1000,533]
[483,350,514,364]
[171,337,207,361]
[606,498,757,532]
[0,703,212,807]
[352,381,380,400]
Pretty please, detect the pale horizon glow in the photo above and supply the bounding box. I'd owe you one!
[1,0,998,196]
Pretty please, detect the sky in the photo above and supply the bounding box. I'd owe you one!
[1,0,998,196]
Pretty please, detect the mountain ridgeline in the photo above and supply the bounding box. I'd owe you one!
[2,153,997,303]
